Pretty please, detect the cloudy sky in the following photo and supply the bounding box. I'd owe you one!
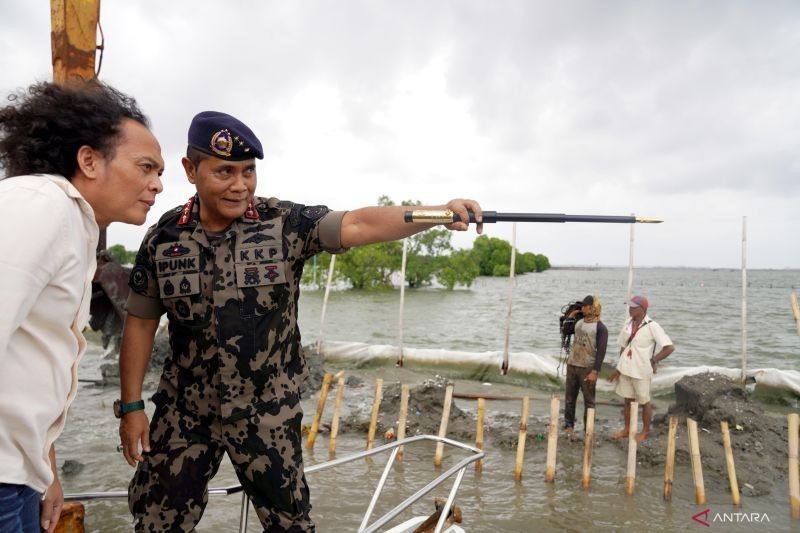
[2,1,798,268]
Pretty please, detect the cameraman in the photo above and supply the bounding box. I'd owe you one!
[563,295,608,435]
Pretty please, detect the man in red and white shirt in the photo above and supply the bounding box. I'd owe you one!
[609,295,674,442]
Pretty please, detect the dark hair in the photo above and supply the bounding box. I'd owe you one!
[0,81,150,179]
[186,145,212,169]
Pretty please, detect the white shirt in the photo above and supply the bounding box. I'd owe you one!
[616,315,672,380]
[0,174,98,493]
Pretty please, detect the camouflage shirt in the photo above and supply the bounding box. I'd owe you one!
[126,195,346,423]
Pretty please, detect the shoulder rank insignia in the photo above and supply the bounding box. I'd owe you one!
[244,200,258,219]
[178,196,196,226]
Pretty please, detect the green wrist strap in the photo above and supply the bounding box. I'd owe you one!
[121,400,145,415]
[115,399,145,418]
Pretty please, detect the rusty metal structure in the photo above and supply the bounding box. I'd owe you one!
[50,0,101,86]
[50,0,131,351]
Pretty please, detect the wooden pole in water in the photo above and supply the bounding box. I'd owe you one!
[789,413,800,519]
[687,418,707,505]
[328,375,346,456]
[501,222,517,375]
[625,212,635,320]
[545,395,559,483]
[720,421,741,506]
[365,378,383,451]
[397,238,408,367]
[741,216,748,386]
[514,396,530,481]
[317,254,336,355]
[396,384,410,462]
[663,415,678,501]
[475,398,486,472]
[625,401,639,495]
[790,291,800,336]
[434,385,454,467]
[582,407,595,489]
[306,373,333,449]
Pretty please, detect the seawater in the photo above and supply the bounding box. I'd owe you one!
[301,267,800,391]
[59,267,799,531]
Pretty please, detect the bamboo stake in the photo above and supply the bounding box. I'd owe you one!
[328,376,346,456]
[581,407,595,489]
[687,418,707,505]
[514,396,530,481]
[663,416,678,501]
[397,238,408,367]
[396,384,410,462]
[789,413,800,519]
[791,291,800,336]
[306,372,333,449]
[500,222,517,375]
[365,378,383,451]
[741,216,747,386]
[625,401,639,495]
[475,398,486,472]
[545,395,559,483]
[434,385,454,467]
[720,421,741,506]
[625,212,635,320]
[317,254,336,354]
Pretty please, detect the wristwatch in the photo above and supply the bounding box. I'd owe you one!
[113,399,145,419]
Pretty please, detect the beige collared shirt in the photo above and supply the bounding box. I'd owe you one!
[0,174,98,493]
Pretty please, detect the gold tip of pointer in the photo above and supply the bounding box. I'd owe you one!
[635,216,663,223]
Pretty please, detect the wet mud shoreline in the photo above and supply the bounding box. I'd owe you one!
[309,368,794,501]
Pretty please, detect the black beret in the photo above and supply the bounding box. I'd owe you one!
[187,111,263,161]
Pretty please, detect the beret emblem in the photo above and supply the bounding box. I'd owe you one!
[210,129,233,157]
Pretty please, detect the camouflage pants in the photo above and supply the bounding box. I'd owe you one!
[129,385,313,532]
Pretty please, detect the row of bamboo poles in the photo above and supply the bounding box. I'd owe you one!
[305,374,800,519]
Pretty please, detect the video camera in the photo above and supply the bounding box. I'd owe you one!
[559,300,585,353]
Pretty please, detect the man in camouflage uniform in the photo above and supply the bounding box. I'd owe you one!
[117,111,483,532]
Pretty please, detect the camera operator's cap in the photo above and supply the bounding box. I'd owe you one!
[581,295,594,306]
[187,111,263,161]
[629,295,649,310]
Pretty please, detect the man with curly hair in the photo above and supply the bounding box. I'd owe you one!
[0,81,164,532]
[563,295,608,436]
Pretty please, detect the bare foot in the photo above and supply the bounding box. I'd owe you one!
[635,431,649,443]
[611,430,629,440]
[564,426,575,436]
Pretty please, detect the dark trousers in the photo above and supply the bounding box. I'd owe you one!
[0,483,40,533]
[564,364,596,429]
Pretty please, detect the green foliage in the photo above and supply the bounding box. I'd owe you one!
[405,228,452,288]
[106,244,136,265]
[468,235,550,277]
[534,253,551,272]
[335,240,402,290]
[436,249,480,290]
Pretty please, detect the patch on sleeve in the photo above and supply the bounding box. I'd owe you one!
[300,205,329,221]
[130,265,149,293]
